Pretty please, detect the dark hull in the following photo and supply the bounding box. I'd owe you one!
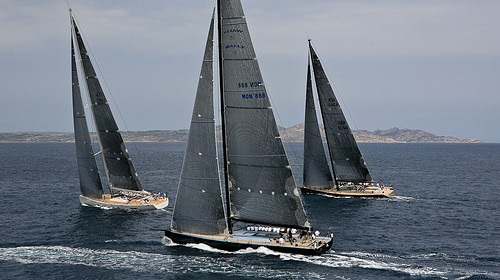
[164,230,333,255]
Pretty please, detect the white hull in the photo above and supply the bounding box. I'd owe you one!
[300,185,396,198]
[79,194,168,210]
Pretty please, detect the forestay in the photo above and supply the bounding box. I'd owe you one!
[71,35,104,199]
[171,13,228,235]
[303,61,334,189]
[72,18,143,192]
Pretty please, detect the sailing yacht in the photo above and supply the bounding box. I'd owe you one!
[300,40,395,198]
[159,2,333,254]
[70,10,168,210]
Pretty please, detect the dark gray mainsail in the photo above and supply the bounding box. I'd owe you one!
[71,16,143,192]
[219,0,309,229]
[171,13,228,235]
[309,42,372,183]
[303,61,334,189]
[71,36,104,199]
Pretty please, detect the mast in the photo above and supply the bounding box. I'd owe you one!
[71,10,104,199]
[309,42,373,183]
[303,44,334,190]
[217,0,233,234]
[71,14,144,193]
[170,11,227,235]
[219,0,309,229]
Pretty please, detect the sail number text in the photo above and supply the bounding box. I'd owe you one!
[242,92,266,99]
[337,120,349,130]
[238,82,262,88]
[238,81,265,99]
[96,90,106,103]
[327,98,339,108]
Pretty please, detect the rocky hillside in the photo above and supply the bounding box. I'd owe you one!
[0,125,482,143]
[279,124,482,143]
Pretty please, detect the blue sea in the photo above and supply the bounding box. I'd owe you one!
[0,142,498,279]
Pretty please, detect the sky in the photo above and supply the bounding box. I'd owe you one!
[1,0,499,142]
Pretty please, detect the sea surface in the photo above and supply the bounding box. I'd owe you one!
[0,142,498,279]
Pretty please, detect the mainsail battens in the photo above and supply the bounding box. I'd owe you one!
[72,17,143,192]
[225,106,271,110]
[163,2,336,253]
[219,0,309,229]
[222,58,256,61]
[228,154,287,158]
[180,177,220,181]
[173,217,228,224]
[225,89,265,92]
[309,43,373,183]
[70,10,168,210]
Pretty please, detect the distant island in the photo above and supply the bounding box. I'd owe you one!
[0,124,482,143]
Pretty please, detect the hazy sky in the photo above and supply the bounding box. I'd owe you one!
[1,0,499,142]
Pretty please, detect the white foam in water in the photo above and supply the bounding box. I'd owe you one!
[277,251,450,277]
[168,241,450,277]
[45,240,492,279]
[1,245,497,279]
[0,245,318,279]
[164,241,448,277]
[181,242,285,256]
[161,236,176,246]
[0,246,175,273]
[181,243,458,277]
[392,195,417,201]
[183,243,279,256]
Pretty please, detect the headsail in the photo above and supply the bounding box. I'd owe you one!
[71,16,143,192]
[219,0,309,229]
[309,42,372,183]
[171,12,228,235]
[303,60,334,189]
[71,23,104,199]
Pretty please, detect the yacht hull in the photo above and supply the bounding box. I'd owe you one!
[300,185,395,198]
[79,194,168,210]
[163,229,333,255]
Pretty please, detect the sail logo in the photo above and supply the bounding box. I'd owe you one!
[225,44,245,49]
[242,92,266,99]
[224,29,243,34]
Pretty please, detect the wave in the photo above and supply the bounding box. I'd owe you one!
[392,195,416,201]
[162,241,499,279]
[2,245,497,279]
[338,251,499,279]
[184,242,283,256]
[0,245,319,279]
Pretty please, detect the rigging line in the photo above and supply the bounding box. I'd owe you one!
[212,3,223,182]
[263,73,301,179]
[308,48,335,180]
[72,21,107,190]
[74,14,142,159]
[72,20,99,154]
[309,41,382,180]
[72,14,102,154]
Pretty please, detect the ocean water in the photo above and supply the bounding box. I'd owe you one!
[0,142,498,279]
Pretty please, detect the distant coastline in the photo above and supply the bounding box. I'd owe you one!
[0,124,483,143]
